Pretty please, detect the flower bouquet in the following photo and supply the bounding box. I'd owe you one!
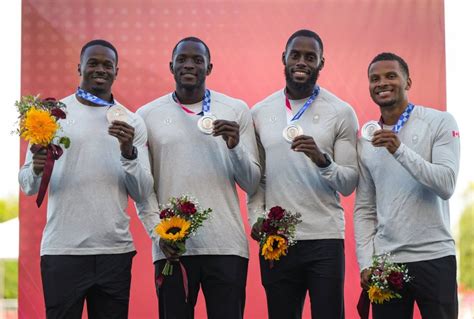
[155,195,212,276]
[257,206,301,266]
[366,253,412,304]
[15,95,70,207]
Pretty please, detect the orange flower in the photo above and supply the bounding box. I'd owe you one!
[21,108,58,146]
[368,285,395,304]
[261,235,288,261]
[155,216,190,242]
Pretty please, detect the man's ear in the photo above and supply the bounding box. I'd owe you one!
[77,64,82,76]
[206,63,213,76]
[318,57,325,71]
[169,61,174,74]
[406,77,412,91]
[115,66,119,78]
[281,52,286,66]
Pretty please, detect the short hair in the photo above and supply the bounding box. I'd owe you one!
[368,52,410,78]
[285,29,324,55]
[80,39,118,64]
[172,37,211,62]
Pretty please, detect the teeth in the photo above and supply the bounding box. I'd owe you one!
[294,71,306,76]
[377,91,391,97]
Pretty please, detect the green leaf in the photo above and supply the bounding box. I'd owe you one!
[59,137,71,149]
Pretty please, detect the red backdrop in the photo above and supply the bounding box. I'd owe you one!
[19,0,445,318]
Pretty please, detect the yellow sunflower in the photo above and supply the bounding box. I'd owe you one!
[155,216,190,241]
[261,235,288,261]
[21,108,58,146]
[368,285,395,304]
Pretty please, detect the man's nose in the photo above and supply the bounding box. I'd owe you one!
[94,64,106,73]
[296,56,307,67]
[183,59,195,69]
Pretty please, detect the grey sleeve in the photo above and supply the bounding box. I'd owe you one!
[353,141,377,271]
[135,192,161,244]
[18,147,42,196]
[121,115,154,203]
[229,106,261,195]
[246,131,266,225]
[393,113,460,200]
[319,106,359,196]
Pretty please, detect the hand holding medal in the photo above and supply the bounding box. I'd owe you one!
[76,87,135,158]
[108,121,136,158]
[212,119,240,149]
[361,120,400,154]
[105,102,134,156]
[173,89,240,148]
[363,103,415,154]
[371,130,401,154]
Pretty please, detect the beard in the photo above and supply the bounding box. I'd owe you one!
[284,67,319,95]
[377,100,397,108]
[371,92,398,108]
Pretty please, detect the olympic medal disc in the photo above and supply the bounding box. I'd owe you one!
[197,114,217,134]
[106,105,129,124]
[361,120,382,141]
[282,124,304,143]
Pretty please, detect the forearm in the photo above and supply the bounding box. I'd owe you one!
[229,143,261,195]
[247,181,266,225]
[122,146,154,202]
[394,143,458,200]
[135,193,161,240]
[18,151,42,195]
[319,158,358,196]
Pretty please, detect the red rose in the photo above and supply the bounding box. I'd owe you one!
[50,108,66,119]
[388,271,404,290]
[159,208,174,219]
[262,219,276,234]
[268,206,285,220]
[179,201,197,215]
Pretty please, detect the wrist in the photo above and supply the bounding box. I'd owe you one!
[314,153,331,168]
[122,146,137,160]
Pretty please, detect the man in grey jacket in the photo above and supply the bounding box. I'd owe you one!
[136,37,260,319]
[249,29,359,319]
[19,39,154,319]
[354,52,460,319]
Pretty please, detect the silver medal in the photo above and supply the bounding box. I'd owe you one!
[361,120,381,141]
[282,124,303,143]
[197,114,217,134]
[106,105,129,124]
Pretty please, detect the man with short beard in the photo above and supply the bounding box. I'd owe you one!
[136,37,260,319]
[249,29,358,318]
[354,52,460,319]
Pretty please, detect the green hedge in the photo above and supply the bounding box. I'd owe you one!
[1,260,18,299]
[460,195,474,290]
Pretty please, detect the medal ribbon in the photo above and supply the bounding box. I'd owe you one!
[76,87,115,107]
[284,86,320,125]
[172,89,211,116]
[379,103,415,133]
